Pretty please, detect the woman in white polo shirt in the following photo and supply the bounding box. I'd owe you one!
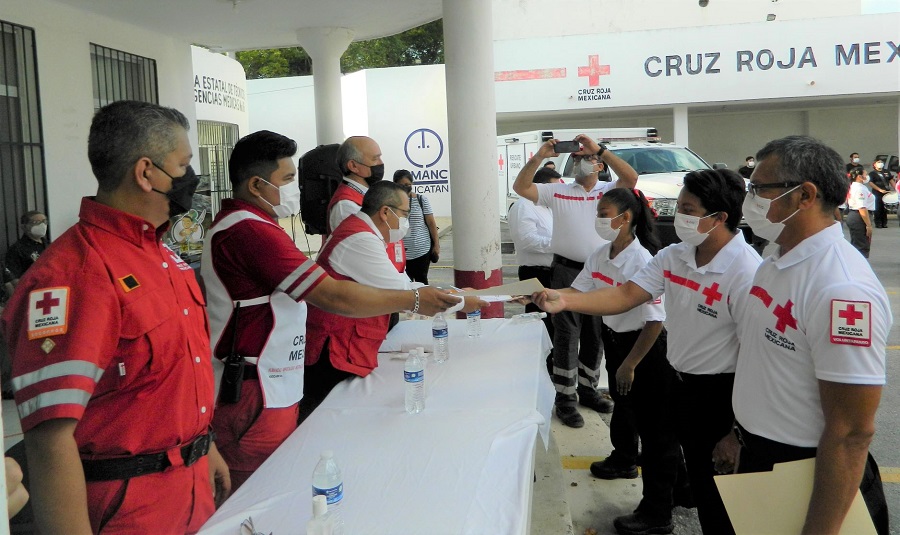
[846,167,875,258]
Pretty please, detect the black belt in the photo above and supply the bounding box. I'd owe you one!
[552,254,585,271]
[81,433,213,482]
[243,363,259,380]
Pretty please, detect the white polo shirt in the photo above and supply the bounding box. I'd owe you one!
[326,213,420,291]
[630,232,762,374]
[508,198,554,267]
[572,239,665,333]
[733,223,890,447]
[847,181,875,211]
[536,180,619,263]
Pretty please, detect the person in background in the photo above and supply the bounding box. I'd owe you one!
[845,167,874,258]
[845,152,864,176]
[4,211,49,288]
[508,166,559,371]
[737,156,755,179]
[867,159,892,228]
[393,170,440,284]
[542,161,556,171]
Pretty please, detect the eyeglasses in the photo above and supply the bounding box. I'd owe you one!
[747,181,803,198]
[387,206,410,217]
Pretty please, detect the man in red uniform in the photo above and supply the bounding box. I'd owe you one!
[204,130,476,490]
[0,100,229,534]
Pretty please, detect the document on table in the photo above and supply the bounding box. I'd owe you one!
[714,458,876,535]
[454,278,545,300]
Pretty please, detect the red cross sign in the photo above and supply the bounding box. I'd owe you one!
[701,283,723,306]
[578,55,611,87]
[773,299,798,334]
[36,292,60,315]
[830,299,871,347]
[28,287,70,340]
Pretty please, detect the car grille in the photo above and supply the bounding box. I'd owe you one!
[649,198,677,217]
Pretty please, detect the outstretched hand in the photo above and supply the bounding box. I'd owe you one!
[531,289,566,314]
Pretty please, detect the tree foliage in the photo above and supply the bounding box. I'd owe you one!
[236,19,443,79]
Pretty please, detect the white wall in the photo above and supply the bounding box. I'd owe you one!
[1,0,198,235]
[192,46,250,136]
[247,76,318,153]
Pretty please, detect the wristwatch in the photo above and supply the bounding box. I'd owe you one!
[595,143,607,157]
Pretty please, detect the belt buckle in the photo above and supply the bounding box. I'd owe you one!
[183,434,210,467]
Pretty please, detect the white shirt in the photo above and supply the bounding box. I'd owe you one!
[733,223,890,447]
[847,181,875,211]
[325,213,421,291]
[536,180,619,263]
[571,239,665,333]
[508,198,553,267]
[630,232,762,374]
[328,179,368,233]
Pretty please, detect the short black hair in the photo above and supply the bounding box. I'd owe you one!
[746,156,754,161]
[393,169,413,182]
[850,152,860,158]
[361,181,406,216]
[756,136,846,210]
[20,210,45,225]
[534,168,561,184]
[682,169,746,231]
[229,130,297,188]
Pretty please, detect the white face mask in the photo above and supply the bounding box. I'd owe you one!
[741,185,800,242]
[258,178,301,218]
[852,157,860,164]
[387,208,410,243]
[674,212,719,246]
[747,160,755,168]
[594,213,625,242]
[30,222,48,238]
[874,162,884,171]
[863,176,871,184]
[573,158,597,180]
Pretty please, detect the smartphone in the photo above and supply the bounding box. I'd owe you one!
[553,140,580,153]
[541,131,553,142]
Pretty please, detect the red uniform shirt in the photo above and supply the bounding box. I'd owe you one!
[208,199,327,359]
[1,198,214,457]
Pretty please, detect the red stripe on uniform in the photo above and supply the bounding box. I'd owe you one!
[663,270,700,291]
[553,193,602,201]
[749,285,773,308]
[591,272,621,286]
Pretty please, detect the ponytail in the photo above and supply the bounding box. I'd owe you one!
[600,188,661,256]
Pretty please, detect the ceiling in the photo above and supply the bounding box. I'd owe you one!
[53,0,443,51]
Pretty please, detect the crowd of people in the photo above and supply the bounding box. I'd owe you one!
[0,98,892,535]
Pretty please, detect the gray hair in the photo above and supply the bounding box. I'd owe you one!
[337,136,366,177]
[361,181,406,216]
[755,136,847,210]
[88,100,190,192]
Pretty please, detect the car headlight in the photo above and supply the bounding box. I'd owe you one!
[646,198,677,217]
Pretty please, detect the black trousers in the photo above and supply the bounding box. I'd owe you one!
[405,253,431,285]
[846,211,871,258]
[873,191,887,228]
[603,326,680,520]
[674,372,736,535]
[518,264,555,373]
[735,422,889,535]
[297,339,353,425]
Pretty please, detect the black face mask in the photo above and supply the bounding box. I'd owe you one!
[400,184,413,194]
[151,163,200,217]
[356,161,385,186]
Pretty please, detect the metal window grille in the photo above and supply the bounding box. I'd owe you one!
[197,120,239,216]
[90,43,158,110]
[0,19,47,264]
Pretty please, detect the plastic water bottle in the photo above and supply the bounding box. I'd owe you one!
[312,451,344,534]
[306,495,335,535]
[511,311,547,324]
[432,313,450,363]
[404,350,425,414]
[466,309,482,338]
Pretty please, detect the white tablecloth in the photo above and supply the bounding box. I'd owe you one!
[199,318,553,535]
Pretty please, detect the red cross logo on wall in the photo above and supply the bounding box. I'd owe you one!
[36,292,60,315]
[702,283,722,306]
[773,300,798,333]
[498,154,504,170]
[838,304,864,325]
[578,55,611,87]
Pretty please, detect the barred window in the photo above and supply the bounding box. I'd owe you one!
[197,120,239,217]
[90,43,158,109]
[0,19,47,260]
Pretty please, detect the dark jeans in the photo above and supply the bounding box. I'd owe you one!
[297,339,353,425]
[405,253,431,285]
[550,261,603,407]
[735,422,889,535]
[518,264,554,372]
[603,326,680,520]
[674,372,736,535]
[874,191,887,227]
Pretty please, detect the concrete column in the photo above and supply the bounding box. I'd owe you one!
[443,0,503,317]
[673,105,689,146]
[296,27,354,145]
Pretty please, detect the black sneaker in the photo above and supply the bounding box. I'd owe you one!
[613,512,674,535]
[578,390,614,413]
[590,457,639,480]
[555,406,584,428]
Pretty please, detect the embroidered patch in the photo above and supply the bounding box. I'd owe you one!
[118,274,140,292]
[40,338,56,354]
[27,287,70,340]
[830,300,871,347]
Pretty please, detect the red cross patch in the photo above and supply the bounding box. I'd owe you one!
[772,300,798,334]
[702,283,723,306]
[830,300,871,347]
[27,287,70,340]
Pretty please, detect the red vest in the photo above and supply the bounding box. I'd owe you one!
[327,182,406,271]
[306,215,391,377]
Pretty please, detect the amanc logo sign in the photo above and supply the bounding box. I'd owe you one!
[404,128,449,193]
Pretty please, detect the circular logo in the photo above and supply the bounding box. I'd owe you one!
[404,128,444,169]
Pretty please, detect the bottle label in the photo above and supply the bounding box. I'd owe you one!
[313,482,343,506]
[467,311,480,319]
[432,328,449,339]
[404,369,424,383]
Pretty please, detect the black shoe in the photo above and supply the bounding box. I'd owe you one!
[590,457,639,480]
[673,486,695,509]
[613,512,674,535]
[578,390,614,413]
[555,406,584,428]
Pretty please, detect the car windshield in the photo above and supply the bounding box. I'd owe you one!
[613,147,710,175]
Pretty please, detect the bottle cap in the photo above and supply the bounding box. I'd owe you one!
[312,494,328,517]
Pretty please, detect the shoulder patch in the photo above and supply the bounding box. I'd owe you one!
[28,287,70,340]
[830,300,871,347]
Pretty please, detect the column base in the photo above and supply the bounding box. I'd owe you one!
[454,268,504,318]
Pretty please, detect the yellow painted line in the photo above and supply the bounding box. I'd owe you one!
[886,346,900,350]
[881,467,900,484]
[561,456,606,470]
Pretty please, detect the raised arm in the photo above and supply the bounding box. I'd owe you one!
[533,280,652,317]
[513,140,559,203]
[573,134,638,190]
